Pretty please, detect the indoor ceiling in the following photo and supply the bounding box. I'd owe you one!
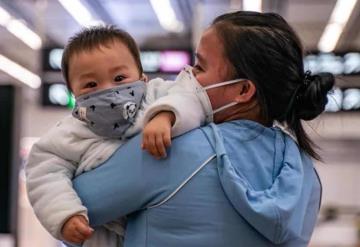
[0,0,359,87]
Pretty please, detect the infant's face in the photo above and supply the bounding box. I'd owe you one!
[69,41,142,97]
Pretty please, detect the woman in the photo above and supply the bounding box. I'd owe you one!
[72,11,333,246]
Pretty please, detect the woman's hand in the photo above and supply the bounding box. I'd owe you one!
[142,111,175,159]
[61,215,94,244]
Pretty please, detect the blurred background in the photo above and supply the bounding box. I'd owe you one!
[0,0,359,246]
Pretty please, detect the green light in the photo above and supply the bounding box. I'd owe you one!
[67,93,75,109]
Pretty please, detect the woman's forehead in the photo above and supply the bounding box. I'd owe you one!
[197,27,231,72]
[197,28,225,61]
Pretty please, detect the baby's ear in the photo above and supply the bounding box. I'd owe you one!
[141,73,148,82]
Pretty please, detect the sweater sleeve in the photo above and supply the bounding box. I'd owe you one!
[25,116,90,240]
[143,78,206,137]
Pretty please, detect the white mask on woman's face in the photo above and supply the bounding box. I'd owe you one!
[174,65,247,123]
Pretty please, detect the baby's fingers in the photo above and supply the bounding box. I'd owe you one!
[67,233,85,244]
[76,221,93,239]
[141,132,149,149]
[156,133,167,158]
[163,131,171,148]
[145,134,161,158]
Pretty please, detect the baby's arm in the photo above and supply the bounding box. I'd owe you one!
[142,78,206,158]
[25,117,93,244]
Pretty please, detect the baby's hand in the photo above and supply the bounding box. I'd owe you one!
[61,215,93,244]
[142,111,175,159]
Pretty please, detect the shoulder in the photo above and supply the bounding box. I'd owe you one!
[199,120,278,153]
[48,114,84,129]
[34,115,98,149]
[147,77,174,87]
[48,115,92,137]
[145,78,175,101]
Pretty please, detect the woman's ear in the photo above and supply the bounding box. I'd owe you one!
[141,73,148,82]
[234,80,256,103]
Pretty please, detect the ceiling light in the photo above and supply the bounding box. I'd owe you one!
[318,0,357,52]
[0,6,11,25]
[58,0,102,27]
[0,6,42,50]
[150,0,184,33]
[7,20,42,50]
[242,0,262,12]
[0,54,41,89]
[318,23,343,53]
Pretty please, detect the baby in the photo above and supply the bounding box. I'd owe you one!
[26,26,205,247]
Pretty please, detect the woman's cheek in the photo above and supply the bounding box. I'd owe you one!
[196,73,212,87]
[205,89,221,109]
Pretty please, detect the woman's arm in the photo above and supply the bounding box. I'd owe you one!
[72,129,215,227]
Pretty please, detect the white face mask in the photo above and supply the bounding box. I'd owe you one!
[174,65,247,123]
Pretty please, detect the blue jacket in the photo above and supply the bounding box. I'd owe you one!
[73,120,321,246]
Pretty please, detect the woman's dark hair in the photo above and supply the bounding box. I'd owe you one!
[212,11,334,160]
[61,25,143,91]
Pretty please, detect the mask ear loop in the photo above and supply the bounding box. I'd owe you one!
[140,73,148,82]
[208,79,247,114]
[213,101,239,114]
[203,79,247,90]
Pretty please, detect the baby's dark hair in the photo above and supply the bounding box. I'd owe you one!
[61,25,143,91]
[212,11,334,160]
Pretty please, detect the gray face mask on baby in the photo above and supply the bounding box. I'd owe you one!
[72,81,146,138]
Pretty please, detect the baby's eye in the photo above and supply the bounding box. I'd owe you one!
[84,81,97,88]
[114,75,125,82]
